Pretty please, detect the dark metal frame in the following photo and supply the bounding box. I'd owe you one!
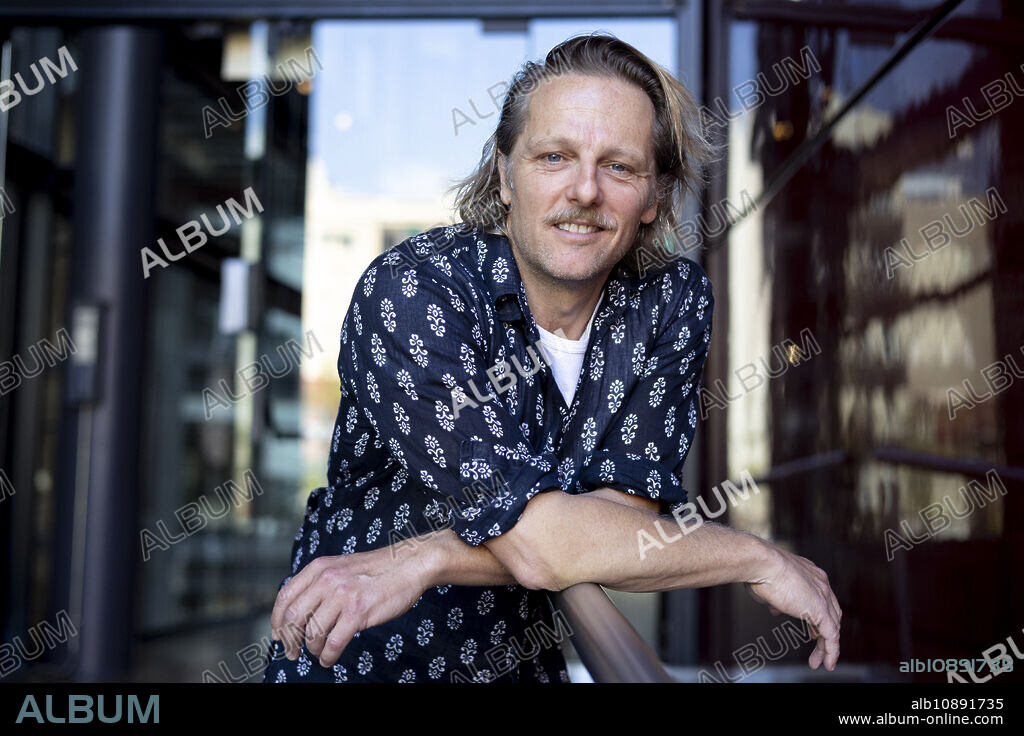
[4,1,684,22]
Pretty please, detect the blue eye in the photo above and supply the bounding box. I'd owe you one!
[610,163,629,173]
[545,153,563,163]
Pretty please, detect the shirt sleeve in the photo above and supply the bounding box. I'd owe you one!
[338,253,563,547]
[574,259,714,515]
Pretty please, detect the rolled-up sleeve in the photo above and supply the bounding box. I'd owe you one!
[576,260,714,515]
[338,256,562,546]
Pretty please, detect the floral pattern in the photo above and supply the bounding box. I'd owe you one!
[262,224,713,684]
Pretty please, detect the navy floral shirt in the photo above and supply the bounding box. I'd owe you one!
[262,223,713,683]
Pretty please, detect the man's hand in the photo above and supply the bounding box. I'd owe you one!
[480,486,843,673]
[744,544,842,671]
[269,542,434,668]
[587,491,842,672]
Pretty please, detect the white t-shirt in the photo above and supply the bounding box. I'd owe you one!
[535,292,604,406]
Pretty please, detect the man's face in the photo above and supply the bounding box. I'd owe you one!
[498,72,658,287]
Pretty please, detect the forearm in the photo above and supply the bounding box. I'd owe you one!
[483,490,777,592]
[401,529,518,588]
[391,487,774,594]
[405,487,666,590]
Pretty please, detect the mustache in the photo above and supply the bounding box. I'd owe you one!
[544,209,616,230]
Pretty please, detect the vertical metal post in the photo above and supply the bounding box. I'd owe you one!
[701,0,733,666]
[60,25,163,681]
[662,0,705,666]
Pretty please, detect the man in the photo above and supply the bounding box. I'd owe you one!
[262,32,840,683]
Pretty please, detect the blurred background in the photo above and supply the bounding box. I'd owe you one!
[0,0,1021,683]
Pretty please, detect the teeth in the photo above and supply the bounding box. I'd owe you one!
[555,222,600,233]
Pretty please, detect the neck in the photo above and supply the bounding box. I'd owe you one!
[519,268,606,341]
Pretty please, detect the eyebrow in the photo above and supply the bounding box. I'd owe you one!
[525,136,650,167]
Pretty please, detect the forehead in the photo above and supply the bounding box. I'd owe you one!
[520,72,655,156]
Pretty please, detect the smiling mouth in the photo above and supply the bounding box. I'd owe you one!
[554,222,603,234]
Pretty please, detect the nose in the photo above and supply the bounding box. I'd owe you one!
[565,158,601,210]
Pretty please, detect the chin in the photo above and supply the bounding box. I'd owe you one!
[541,260,607,284]
[518,234,615,283]
[553,249,622,279]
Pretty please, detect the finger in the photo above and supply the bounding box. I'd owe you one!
[280,619,307,662]
[824,590,842,640]
[305,597,345,659]
[812,578,839,632]
[272,616,302,660]
[802,614,820,640]
[280,583,328,660]
[812,567,840,627]
[318,617,361,668]
[827,583,843,624]
[271,615,302,662]
[817,586,842,664]
[272,575,309,635]
[808,638,825,670]
[271,558,325,633]
[319,584,372,668]
[821,619,841,671]
[809,608,841,671]
[823,630,840,670]
[800,611,824,669]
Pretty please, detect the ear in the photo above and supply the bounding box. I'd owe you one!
[638,190,655,224]
[498,153,512,206]
[640,184,658,225]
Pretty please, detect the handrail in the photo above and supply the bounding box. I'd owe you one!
[554,440,1018,683]
[552,583,674,683]
[738,446,1024,487]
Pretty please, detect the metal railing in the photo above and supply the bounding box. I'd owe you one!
[553,583,674,683]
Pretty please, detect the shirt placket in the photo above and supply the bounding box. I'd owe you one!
[515,277,639,467]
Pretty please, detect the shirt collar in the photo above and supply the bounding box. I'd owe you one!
[474,227,644,324]
[474,229,523,321]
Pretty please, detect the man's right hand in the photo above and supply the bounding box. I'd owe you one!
[743,542,842,671]
[270,543,433,668]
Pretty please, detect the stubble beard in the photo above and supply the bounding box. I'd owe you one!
[503,205,629,292]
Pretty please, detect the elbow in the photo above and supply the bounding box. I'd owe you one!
[486,491,570,592]
[505,544,563,592]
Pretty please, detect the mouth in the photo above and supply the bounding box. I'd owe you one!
[552,221,604,235]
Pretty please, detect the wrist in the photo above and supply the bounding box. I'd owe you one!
[409,530,450,589]
[740,531,783,585]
